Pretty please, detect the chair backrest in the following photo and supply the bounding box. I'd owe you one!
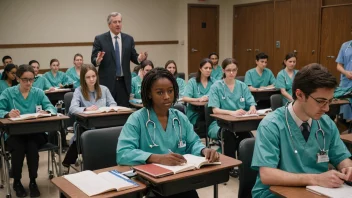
[204,104,215,130]
[270,94,283,111]
[188,72,197,80]
[236,76,245,82]
[177,72,185,80]
[238,138,257,198]
[64,92,74,115]
[81,126,122,171]
[173,103,186,114]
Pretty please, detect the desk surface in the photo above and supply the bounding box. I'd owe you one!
[251,88,280,93]
[75,110,134,118]
[51,166,146,198]
[210,114,265,122]
[135,154,241,184]
[341,133,352,144]
[270,186,327,198]
[45,89,72,94]
[0,115,69,125]
[188,101,207,106]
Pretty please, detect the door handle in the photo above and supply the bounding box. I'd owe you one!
[327,56,335,58]
[246,49,252,52]
[293,50,297,53]
[191,48,198,52]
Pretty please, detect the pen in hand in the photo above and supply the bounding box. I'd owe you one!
[168,149,174,153]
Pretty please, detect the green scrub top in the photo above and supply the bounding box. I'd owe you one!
[116,107,206,165]
[184,77,215,125]
[251,106,351,198]
[131,76,142,99]
[275,69,298,105]
[33,76,52,91]
[66,67,80,88]
[43,71,74,87]
[244,68,276,88]
[131,72,137,78]
[207,80,256,139]
[0,85,57,118]
[211,65,223,80]
[0,80,10,95]
[176,77,186,97]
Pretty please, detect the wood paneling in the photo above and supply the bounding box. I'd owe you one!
[323,0,352,6]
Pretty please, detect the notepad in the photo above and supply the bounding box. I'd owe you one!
[129,99,142,104]
[306,184,352,198]
[233,113,259,118]
[9,113,52,121]
[257,108,272,115]
[63,170,139,197]
[133,154,221,178]
[82,106,133,114]
[45,87,72,92]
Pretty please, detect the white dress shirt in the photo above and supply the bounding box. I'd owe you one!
[288,102,312,131]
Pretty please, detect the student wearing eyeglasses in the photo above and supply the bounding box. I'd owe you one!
[0,64,18,94]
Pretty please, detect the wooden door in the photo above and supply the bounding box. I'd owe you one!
[320,5,352,81]
[188,5,219,74]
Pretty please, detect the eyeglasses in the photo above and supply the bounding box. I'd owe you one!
[20,78,34,83]
[224,69,238,73]
[309,95,334,107]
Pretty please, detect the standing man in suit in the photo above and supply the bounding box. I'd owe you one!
[91,12,147,107]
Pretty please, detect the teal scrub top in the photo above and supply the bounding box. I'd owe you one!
[251,106,351,198]
[33,76,52,91]
[0,80,10,95]
[211,65,223,80]
[116,108,206,165]
[207,80,256,139]
[176,77,186,98]
[275,69,298,105]
[131,76,142,99]
[43,71,74,87]
[244,68,276,88]
[131,72,137,78]
[184,77,215,125]
[66,67,80,88]
[0,85,57,118]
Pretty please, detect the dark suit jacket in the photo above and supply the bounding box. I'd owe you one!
[91,31,139,94]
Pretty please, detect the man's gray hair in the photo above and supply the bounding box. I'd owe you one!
[107,12,122,24]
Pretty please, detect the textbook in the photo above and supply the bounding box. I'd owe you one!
[233,108,272,118]
[306,184,352,198]
[9,113,52,121]
[133,154,221,178]
[63,170,139,197]
[82,106,133,114]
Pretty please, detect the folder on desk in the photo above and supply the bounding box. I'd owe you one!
[306,184,352,197]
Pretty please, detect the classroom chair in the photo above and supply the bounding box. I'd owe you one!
[238,138,257,198]
[270,94,283,111]
[235,76,245,82]
[80,126,122,171]
[177,72,185,80]
[64,92,75,132]
[38,132,62,179]
[173,103,186,114]
[204,104,215,147]
[188,72,197,80]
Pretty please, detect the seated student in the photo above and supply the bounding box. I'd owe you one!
[251,63,352,198]
[62,64,116,173]
[0,64,18,94]
[275,53,298,104]
[209,52,223,80]
[131,60,154,99]
[131,65,141,78]
[165,60,186,97]
[183,58,214,125]
[0,65,57,197]
[29,60,55,91]
[43,58,73,87]
[117,68,218,198]
[66,53,83,88]
[244,52,276,91]
[1,55,13,80]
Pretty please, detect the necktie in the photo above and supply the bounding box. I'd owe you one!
[301,122,310,142]
[114,36,121,76]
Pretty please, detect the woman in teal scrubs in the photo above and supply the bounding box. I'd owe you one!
[43,59,73,87]
[209,52,223,80]
[117,68,218,198]
[183,58,214,125]
[208,58,256,157]
[165,60,186,97]
[29,60,54,91]
[0,65,56,197]
[275,53,298,104]
[0,63,18,94]
[66,53,83,88]
[131,60,154,99]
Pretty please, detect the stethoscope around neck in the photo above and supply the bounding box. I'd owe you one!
[220,80,244,102]
[285,103,326,154]
[145,108,184,149]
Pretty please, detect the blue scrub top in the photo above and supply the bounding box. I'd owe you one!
[131,76,142,99]
[244,68,276,88]
[33,76,52,91]
[275,69,298,104]
[66,67,80,88]
[0,80,10,95]
[116,108,206,165]
[251,106,351,198]
[176,77,186,98]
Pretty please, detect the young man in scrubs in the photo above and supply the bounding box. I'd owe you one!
[251,63,352,198]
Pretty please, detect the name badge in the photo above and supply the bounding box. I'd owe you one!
[36,105,42,113]
[317,151,329,163]
[240,97,245,102]
[178,140,186,148]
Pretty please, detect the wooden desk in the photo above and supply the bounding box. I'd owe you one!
[51,166,146,198]
[129,102,143,109]
[45,89,73,102]
[251,89,280,101]
[0,115,69,198]
[210,114,265,132]
[270,186,327,198]
[135,154,241,198]
[327,99,350,119]
[341,133,352,144]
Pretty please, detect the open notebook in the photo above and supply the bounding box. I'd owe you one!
[9,113,52,121]
[82,106,133,114]
[233,108,272,118]
[306,184,352,198]
[63,170,139,197]
[133,154,221,178]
